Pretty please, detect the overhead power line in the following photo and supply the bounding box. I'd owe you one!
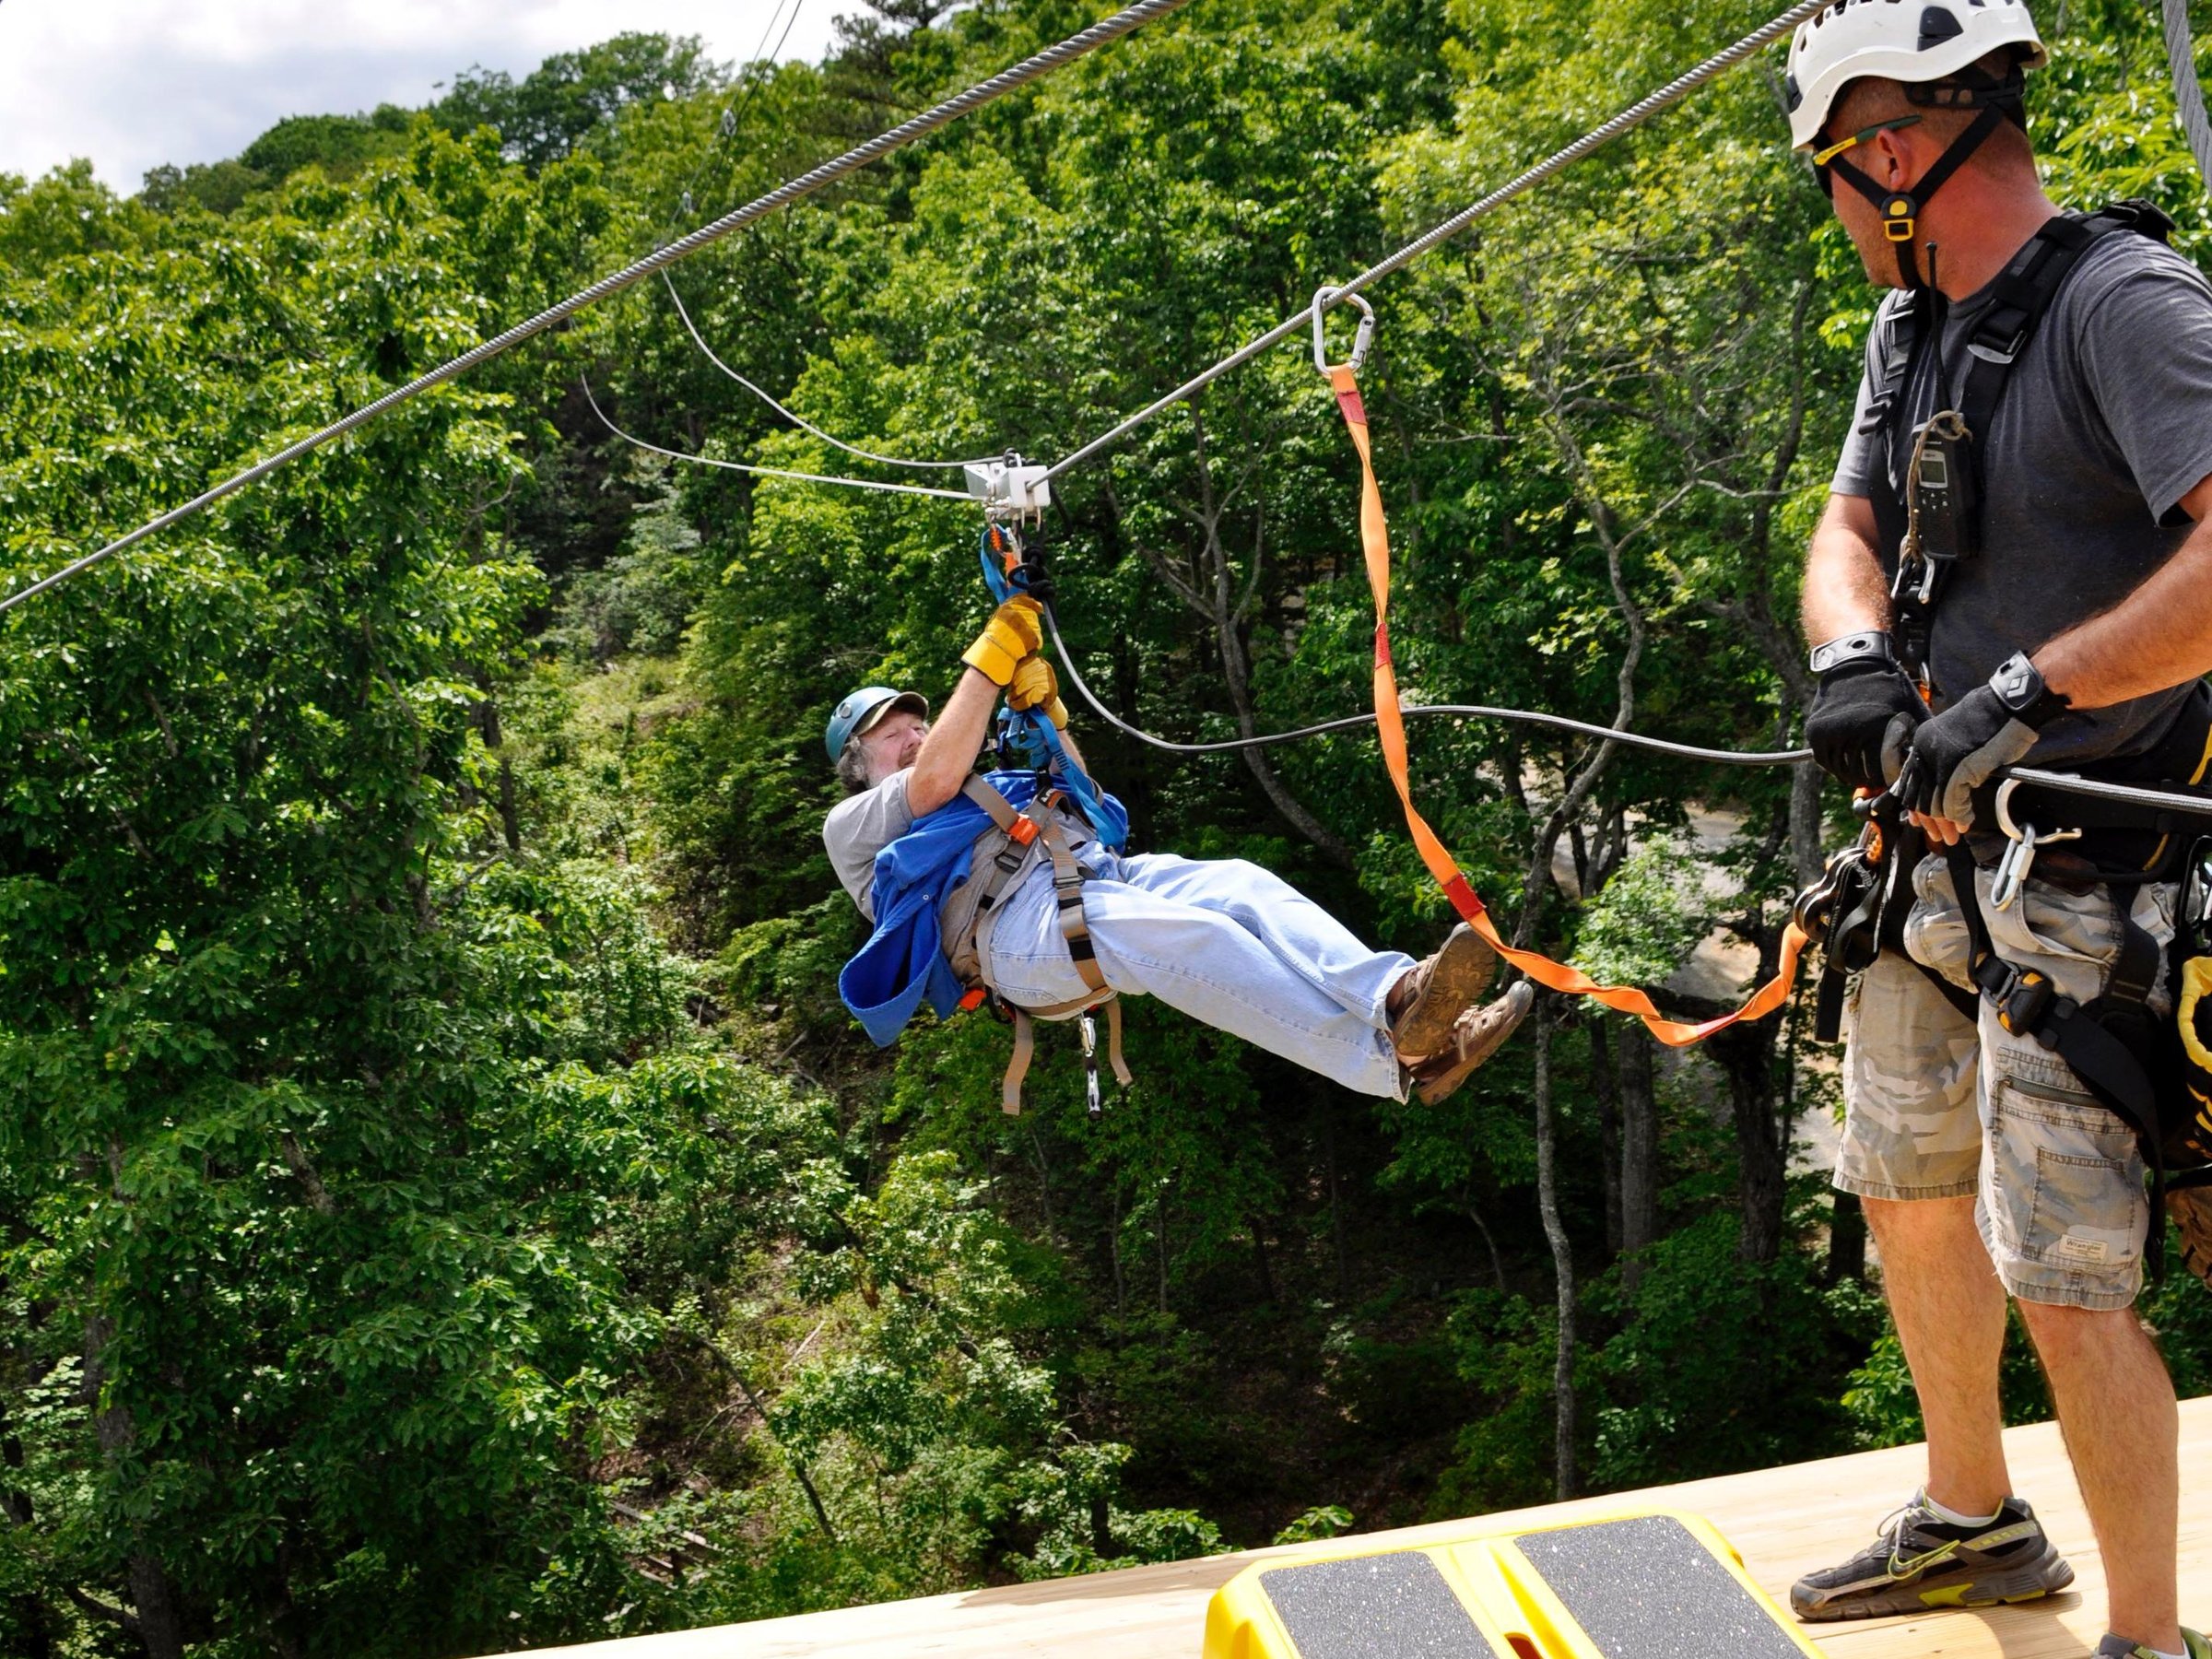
[1041,0,1833,483]
[0,0,1196,618]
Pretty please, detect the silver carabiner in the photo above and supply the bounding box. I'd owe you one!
[1990,794,2083,912]
[1312,286,1376,376]
[1079,1010,1102,1119]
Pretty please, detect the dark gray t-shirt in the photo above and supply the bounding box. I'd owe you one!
[1832,229,2212,766]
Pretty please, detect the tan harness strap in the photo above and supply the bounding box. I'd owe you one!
[958,775,1126,1115]
[1004,1009,1036,1115]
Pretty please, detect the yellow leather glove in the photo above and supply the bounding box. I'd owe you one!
[1006,654,1068,728]
[960,596,1044,687]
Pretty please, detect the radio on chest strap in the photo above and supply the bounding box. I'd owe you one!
[1861,198,2176,688]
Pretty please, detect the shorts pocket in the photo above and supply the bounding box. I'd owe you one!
[1984,1076,2145,1274]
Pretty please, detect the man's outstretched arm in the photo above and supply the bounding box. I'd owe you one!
[908,668,999,817]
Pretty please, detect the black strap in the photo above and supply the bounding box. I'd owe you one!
[1865,201,2173,684]
[1945,843,2175,1277]
[1829,106,2010,290]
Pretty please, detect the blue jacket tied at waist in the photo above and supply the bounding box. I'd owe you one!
[839,771,1128,1046]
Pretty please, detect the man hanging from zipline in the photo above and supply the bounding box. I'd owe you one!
[1788,2,2212,1653]
[825,594,1534,1110]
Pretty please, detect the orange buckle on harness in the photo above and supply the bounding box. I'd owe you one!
[1006,816,1041,846]
[959,986,989,1012]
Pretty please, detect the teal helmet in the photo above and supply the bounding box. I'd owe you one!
[824,685,929,761]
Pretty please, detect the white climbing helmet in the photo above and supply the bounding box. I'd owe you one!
[1784,0,2048,150]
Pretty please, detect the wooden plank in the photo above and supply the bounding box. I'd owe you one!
[511,1394,2212,1659]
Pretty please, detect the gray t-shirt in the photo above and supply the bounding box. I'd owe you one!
[1832,229,2212,766]
[823,771,916,923]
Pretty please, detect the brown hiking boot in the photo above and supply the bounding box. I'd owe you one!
[2172,1184,2212,1290]
[1412,982,1535,1105]
[1386,924,1499,1062]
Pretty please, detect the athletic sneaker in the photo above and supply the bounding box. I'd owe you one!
[2092,1630,2212,1659]
[1790,1492,2074,1621]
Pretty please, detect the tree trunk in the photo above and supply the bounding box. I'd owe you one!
[1709,1022,1787,1265]
[1247,1215,1277,1306]
[1531,1006,1577,1500]
[1587,1022,1625,1257]
[85,1319,184,1659]
[1828,1190,1868,1283]
[1616,1021,1660,1293]
[1790,758,1826,888]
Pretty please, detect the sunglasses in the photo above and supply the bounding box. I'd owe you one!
[1809,112,1923,170]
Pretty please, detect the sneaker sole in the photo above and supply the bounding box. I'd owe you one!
[1792,1541,2075,1622]
[1391,924,1500,1060]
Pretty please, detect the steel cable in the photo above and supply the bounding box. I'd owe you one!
[1042,0,1833,483]
[0,0,1196,618]
[2165,0,2212,193]
[580,375,972,499]
[661,272,990,469]
[1041,603,1813,766]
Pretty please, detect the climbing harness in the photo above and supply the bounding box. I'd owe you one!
[1940,797,2212,1278]
[1864,199,2180,690]
[948,774,1131,1117]
[1312,291,1810,1047]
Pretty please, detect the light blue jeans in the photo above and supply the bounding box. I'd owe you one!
[982,851,1413,1099]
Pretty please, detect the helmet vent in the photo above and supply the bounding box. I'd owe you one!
[1917,5,1963,46]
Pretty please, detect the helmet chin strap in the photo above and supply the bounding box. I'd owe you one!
[1825,103,2009,291]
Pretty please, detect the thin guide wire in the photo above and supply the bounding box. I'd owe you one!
[0,0,1195,618]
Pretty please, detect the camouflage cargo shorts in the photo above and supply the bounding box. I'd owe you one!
[1839,852,2177,1311]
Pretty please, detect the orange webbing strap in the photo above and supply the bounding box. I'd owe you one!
[1326,364,1808,1048]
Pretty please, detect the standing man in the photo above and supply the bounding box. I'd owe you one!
[1789,3,2212,1654]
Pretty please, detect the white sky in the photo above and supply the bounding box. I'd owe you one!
[0,0,845,193]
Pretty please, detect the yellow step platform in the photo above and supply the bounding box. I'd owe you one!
[1204,1510,1824,1659]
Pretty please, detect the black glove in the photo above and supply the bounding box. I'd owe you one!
[1806,660,1925,794]
[1896,652,2069,826]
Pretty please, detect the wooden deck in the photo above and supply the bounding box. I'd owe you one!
[513,1394,2212,1659]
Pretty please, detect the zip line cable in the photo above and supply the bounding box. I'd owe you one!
[1025,0,1837,768]
[1041,0,1834,485]
[581,376,971,500]
[1041,594,1812,766]
[0,0,1195,619]
[661,272,989,469]
[2163,0,2212,192]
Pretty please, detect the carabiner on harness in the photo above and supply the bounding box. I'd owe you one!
[1991,776,2084,912]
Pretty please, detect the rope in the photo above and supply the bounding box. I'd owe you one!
[2163,0,2212,193]
[581,377,971,500]
[1041,0,1832,484]
[1041,604,1810,765]
[0,0,1195,618]
[662,272,989,470]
